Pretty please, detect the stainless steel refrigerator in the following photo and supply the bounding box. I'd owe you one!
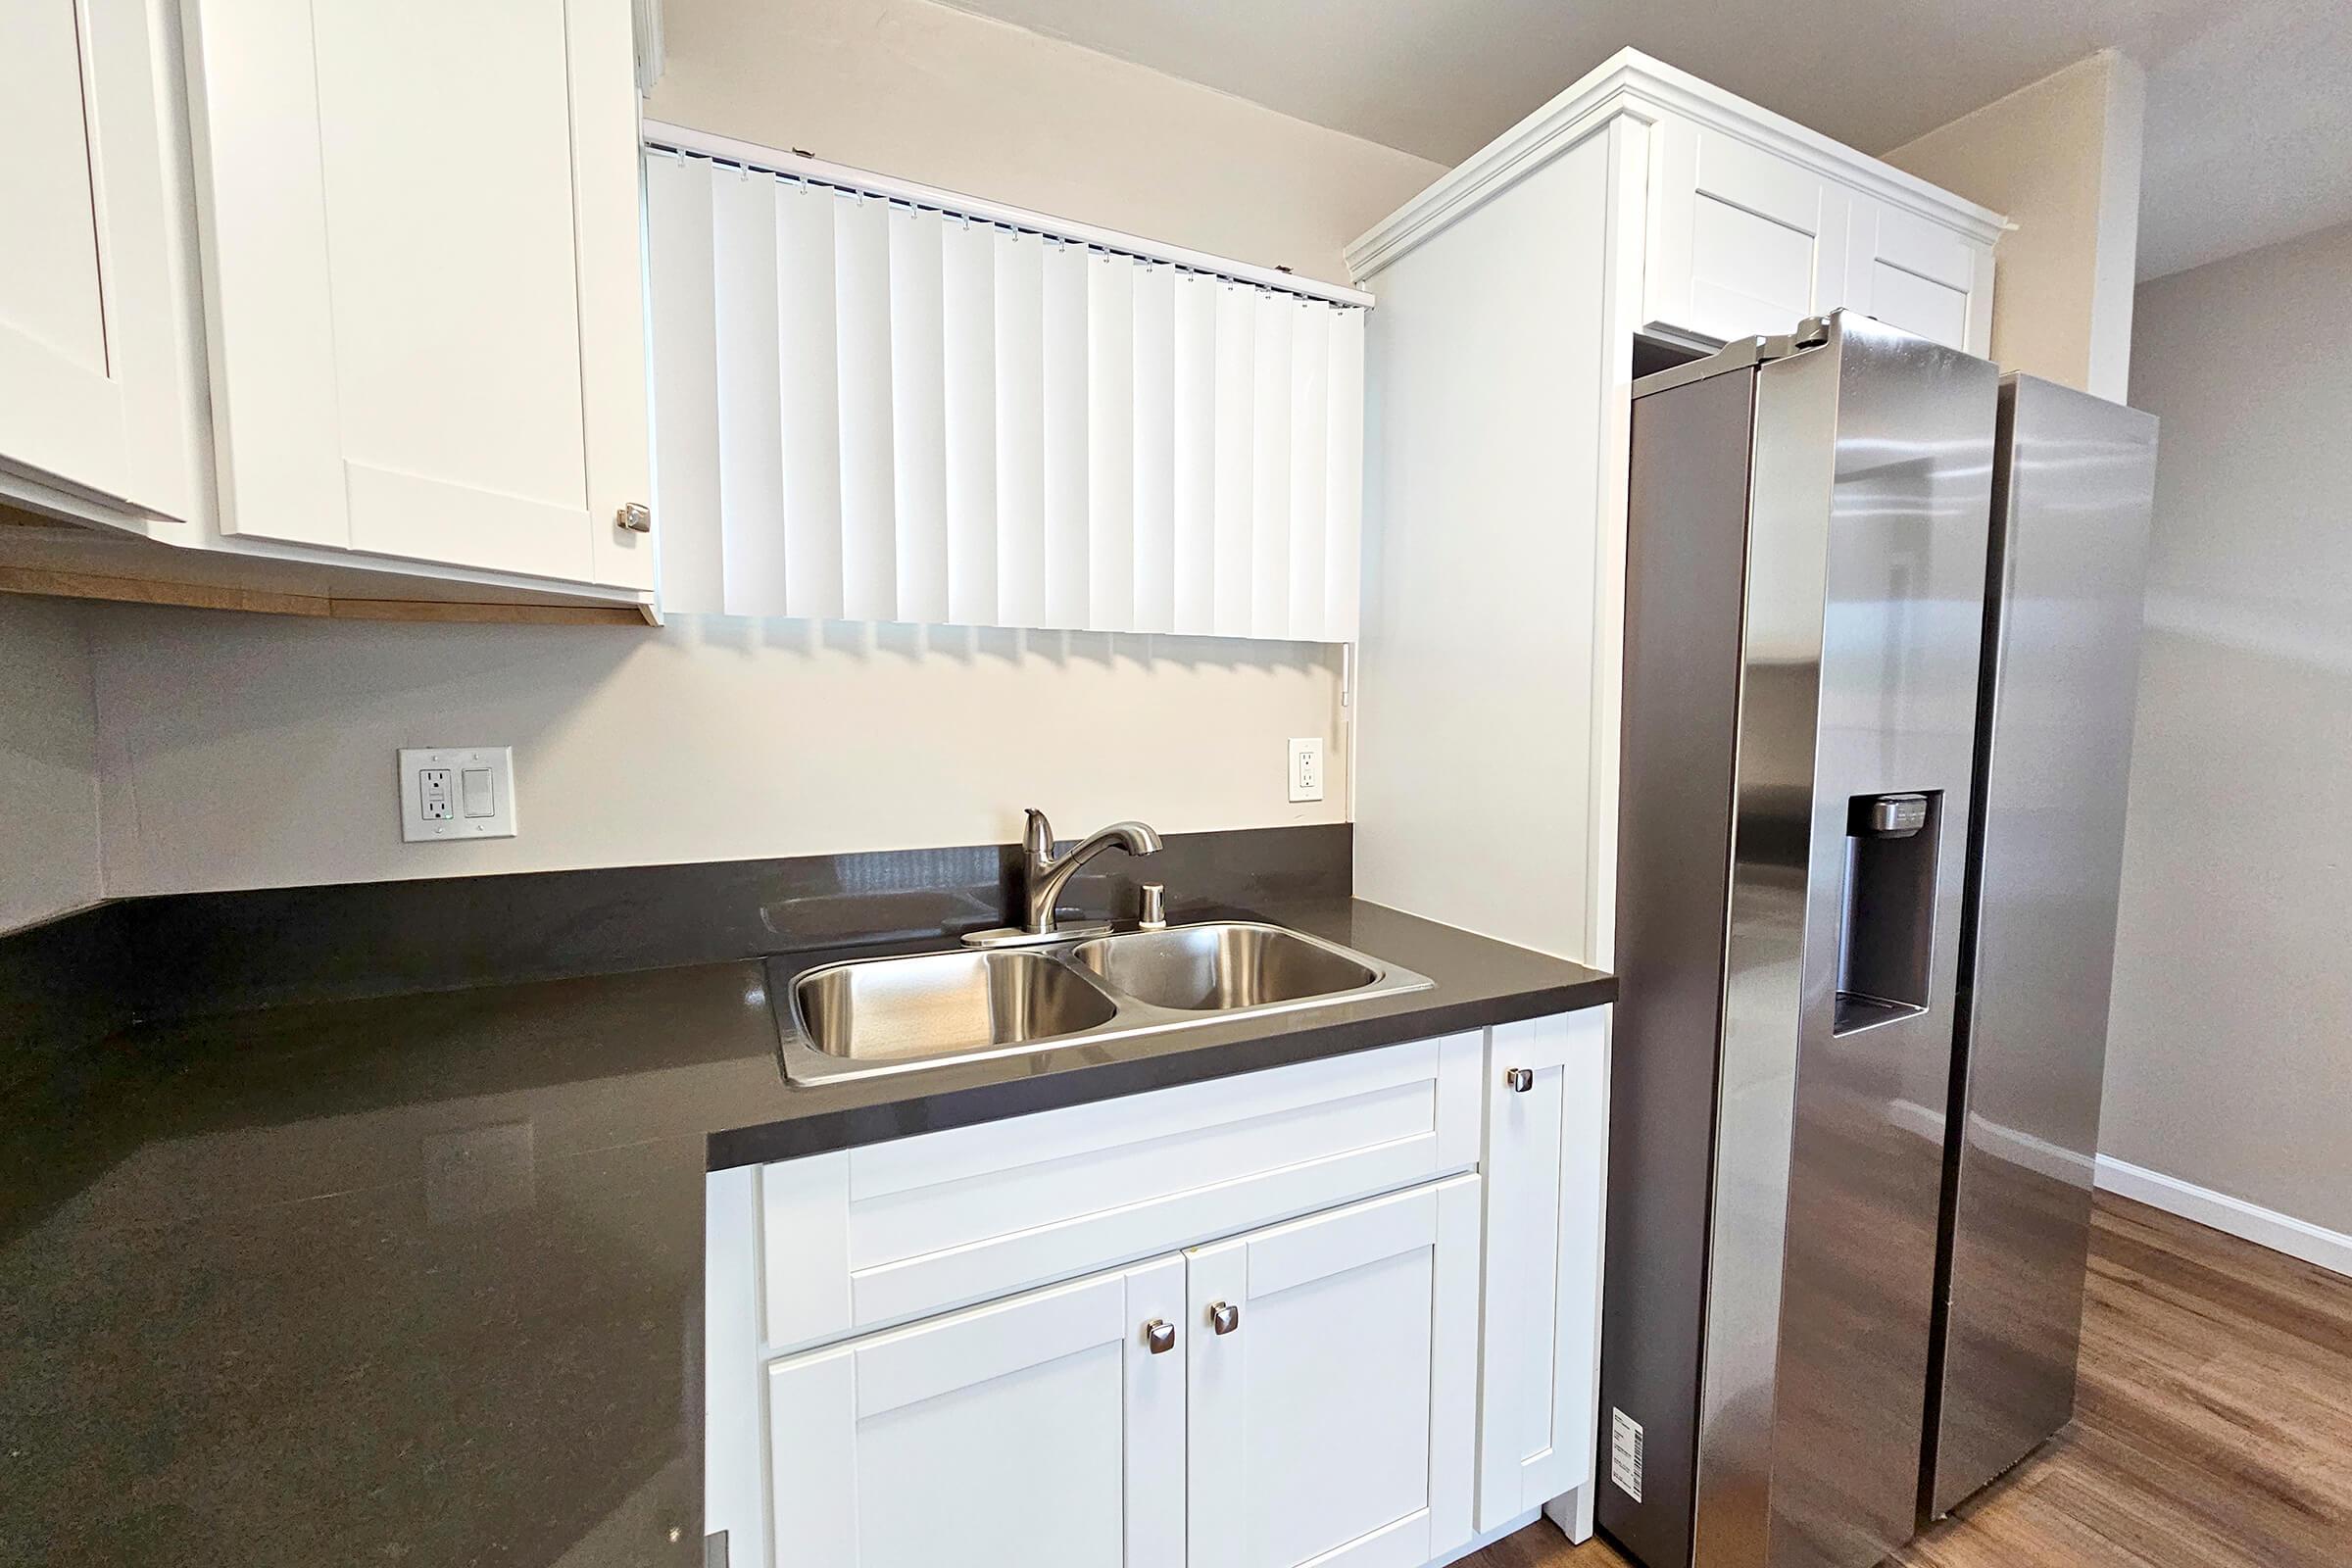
[1595,313,2158,1568]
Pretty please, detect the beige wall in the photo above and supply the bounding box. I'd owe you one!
[0,600,103,931]
[63,0,1437,898]
[87,610,1343,896]
[644,0,1443,287]
[2102,219,2352,1235]
[1886,51,2145,400]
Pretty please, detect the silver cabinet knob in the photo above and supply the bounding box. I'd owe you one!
[1209,1301,1241,1335]
[616,501,653,533]
[1144,1318,1175,1354]
[1504,1067,1535,1093]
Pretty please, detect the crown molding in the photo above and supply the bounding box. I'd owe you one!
[1347,48,2008,283]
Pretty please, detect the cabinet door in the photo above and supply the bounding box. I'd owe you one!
[1188,1177,1480,1568]
[1644,117,1850,346]
[184,0,653,589]
[0,0,196,517]
[1844,197,1994,355]
[1476,1009,1610,1534]
[767,1254,1186,1568]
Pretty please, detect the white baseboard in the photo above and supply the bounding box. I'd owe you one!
[2094,1155,2352,1280]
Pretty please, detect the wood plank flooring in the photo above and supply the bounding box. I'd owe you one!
[1463,1193,2352,1568]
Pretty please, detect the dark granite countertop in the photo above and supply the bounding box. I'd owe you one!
[0,897,1606,1565]
[713,897,1613,1167]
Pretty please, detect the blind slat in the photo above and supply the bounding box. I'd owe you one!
[887,204,950,625]
[1087,254,1136,633]
[1249,290,1294,641]
[1131,263,1177,635]
[940,218,998,625]
[1040,240,1090,630]
[1287,300,1332,642]
[777,183,844,619]
[645,153,723,611]
[835,193,898,620]
[1325,307,1366,641]
[711,170,788,616]
[1170,271,1216,636]
[1211,283,1255,639]
[992,229,1046,628]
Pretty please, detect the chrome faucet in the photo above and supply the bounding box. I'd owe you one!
[1021,808,1163,936]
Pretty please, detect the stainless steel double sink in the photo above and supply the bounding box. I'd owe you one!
[778,921,1433,1084]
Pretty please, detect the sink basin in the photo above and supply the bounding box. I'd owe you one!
[772,920,1432,1083]
[794,949,1117,1065]
[1068,922,1380,1011]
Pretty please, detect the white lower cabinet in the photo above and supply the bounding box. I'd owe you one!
[766,1255,1187,1568]
[1474,1011,1610,1533]
[1188,1178,1481,1568]
[718,1016,1611,1568]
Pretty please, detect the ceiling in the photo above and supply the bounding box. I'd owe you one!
[2137,0,2352,277]
[933,0,2352,280]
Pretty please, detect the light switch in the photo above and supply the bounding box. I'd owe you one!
[400,747,517,842]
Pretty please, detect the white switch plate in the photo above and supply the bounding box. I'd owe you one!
[1288,736,1326,803]
[400,746,516,842]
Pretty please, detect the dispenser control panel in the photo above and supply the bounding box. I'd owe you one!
[1855,792,1930,838]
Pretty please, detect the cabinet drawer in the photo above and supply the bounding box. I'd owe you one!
[759,1033,1484,1353]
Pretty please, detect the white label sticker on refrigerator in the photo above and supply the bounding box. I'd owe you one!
[1610,1407,1644,1501]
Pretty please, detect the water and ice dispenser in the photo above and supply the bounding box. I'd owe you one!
[1833,791,1940,1035]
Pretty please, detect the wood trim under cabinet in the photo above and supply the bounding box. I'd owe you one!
[0,565,659,625]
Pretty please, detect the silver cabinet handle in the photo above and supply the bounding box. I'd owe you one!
[1144,1318,1176,1354]
[616,502,653,533]
[1209,1301,1241,1335]
[1505,1067,1535,1093]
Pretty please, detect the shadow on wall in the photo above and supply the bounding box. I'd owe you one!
[684,613,1330,676]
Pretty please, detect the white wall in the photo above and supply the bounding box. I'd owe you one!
[71,0,1440,898]
[643,0,1443,287]
[0,599,103,930]
[2103,218,2352,1236]
[88,610,1341,895]
[1886,51,2145,400]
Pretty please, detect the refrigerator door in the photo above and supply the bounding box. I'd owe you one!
[1711,314,1996,1568]
[1927,376,2159,1516]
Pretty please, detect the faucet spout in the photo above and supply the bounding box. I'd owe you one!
[1022,809,1164,935]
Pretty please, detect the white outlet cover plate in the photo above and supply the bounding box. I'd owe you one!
[1288,736,1326,804]
[399,746,517,843]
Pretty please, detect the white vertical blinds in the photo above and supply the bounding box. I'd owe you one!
[644,138,1367,640]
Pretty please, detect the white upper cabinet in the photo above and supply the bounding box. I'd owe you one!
[1625,73,2001,355]
[0,0,201,519]
[1644,118,1852,349]
[181,0,654,590]
[1842,196,1995,354]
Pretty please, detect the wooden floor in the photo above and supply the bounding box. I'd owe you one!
[1463,1193,2352,1568]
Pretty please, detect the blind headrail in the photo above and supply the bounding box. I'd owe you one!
[642,120,1376,311]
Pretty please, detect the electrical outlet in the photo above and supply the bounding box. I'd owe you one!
[400,747,517,843]
[1288,736,1326,804]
